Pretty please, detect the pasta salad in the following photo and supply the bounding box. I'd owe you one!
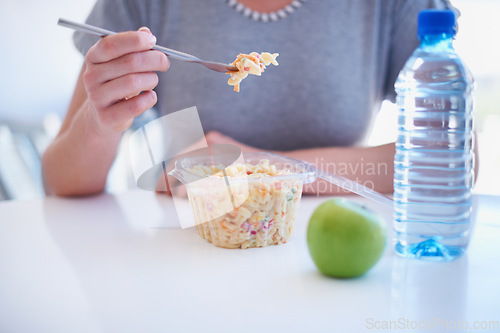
[227,52,279,92]
[187,159,303,249]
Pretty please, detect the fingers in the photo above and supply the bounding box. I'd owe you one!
[96,90,158,132]
[205,131,260,153]
[87,30,156,64]
[205,131,230,145]
[82,27,170,133]
[206,131,239,147]
[88,72,159,108]
[86,50,169,84]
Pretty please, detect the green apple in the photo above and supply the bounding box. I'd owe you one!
[307,198,386,278]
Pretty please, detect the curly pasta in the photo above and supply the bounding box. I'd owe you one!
[188,159,303,249]
[227,52,279,92]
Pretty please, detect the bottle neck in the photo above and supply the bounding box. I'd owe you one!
[419,33,455,51]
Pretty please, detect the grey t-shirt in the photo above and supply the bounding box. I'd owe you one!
[75,0,451,151]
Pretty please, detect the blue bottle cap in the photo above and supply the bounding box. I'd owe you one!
[418,9,456,38]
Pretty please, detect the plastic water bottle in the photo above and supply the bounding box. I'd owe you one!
[393,9,475,261]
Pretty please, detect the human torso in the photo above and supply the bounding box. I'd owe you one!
[150,0,393,150]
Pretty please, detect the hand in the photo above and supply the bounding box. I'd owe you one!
[83,27,170,133]
[204,131,261,153]
[155,131,261,195]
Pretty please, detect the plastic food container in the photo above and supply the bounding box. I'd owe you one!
[171,152,316,249]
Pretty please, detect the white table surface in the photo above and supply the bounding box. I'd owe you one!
[0,191,499,333]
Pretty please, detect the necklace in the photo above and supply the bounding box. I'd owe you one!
[226,0,307,23]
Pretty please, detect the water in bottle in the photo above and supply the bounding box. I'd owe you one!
[393,9,475,261]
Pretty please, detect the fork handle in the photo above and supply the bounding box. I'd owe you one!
[57,18,198,62]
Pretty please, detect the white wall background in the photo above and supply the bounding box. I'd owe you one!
[0,0,95,124]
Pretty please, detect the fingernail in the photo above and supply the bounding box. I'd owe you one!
[149,34,157,45]
[139,27,156,45]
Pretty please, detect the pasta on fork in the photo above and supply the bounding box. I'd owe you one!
[227,52,279,92]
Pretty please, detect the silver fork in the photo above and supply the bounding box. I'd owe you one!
[58,18,238,73]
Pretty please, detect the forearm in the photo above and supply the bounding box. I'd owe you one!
[283,143,395,195]
[42,99,121,196]
[42,28,169,196]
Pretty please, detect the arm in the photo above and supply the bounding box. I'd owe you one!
[203,131,395,195]
[41,67,121,196]
[42,28,169,196]
[205,129,481,195]
[293,135,479,195]
[285,143,395,195]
